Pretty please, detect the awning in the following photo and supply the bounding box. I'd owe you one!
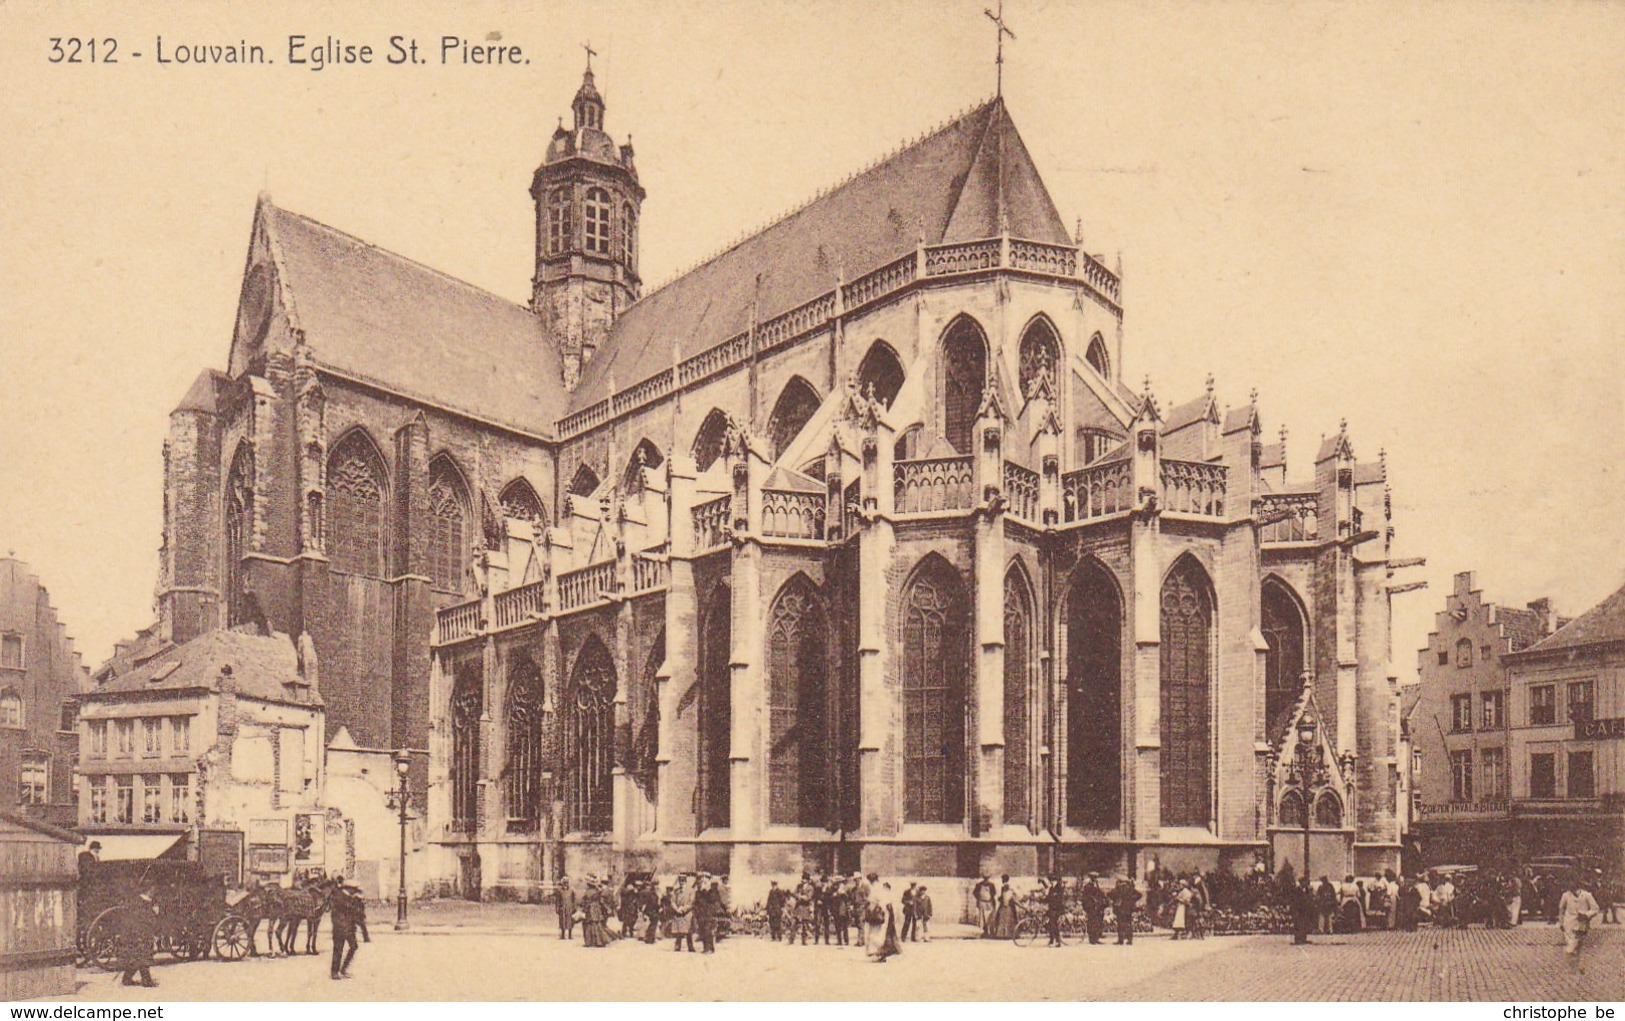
[87,833,188,861]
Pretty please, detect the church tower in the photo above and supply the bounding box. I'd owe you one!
[531,61,643,391]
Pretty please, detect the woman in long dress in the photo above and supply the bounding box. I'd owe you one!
[582,880,611,947]
[990,877,1019,939]
[864,878,901,962]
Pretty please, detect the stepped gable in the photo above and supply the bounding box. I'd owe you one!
[570,98,1073,411]
[265,203,568,436]
[1520,582,1625,654]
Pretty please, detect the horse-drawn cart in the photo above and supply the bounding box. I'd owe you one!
[77,859,253,968]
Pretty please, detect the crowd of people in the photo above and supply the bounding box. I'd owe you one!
[553,871,909,961]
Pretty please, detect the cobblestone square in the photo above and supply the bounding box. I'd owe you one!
[68,923,1624,1002]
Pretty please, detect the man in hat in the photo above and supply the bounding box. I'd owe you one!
[914,885,932,941]
[329,881,364,978]
[973,874,997,936]
[1108,876,1141,945]
[669,874,695,952]
[792,872,817,945]
[1044,876,1068,947]
[1079,873,1109,945]
[900,882,918,942]
[78,840,101,880]
[765,880,787,941]
[118,889,160,987]
[554,876,577,940]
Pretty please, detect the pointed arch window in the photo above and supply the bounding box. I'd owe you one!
[1018,318,1061,400]
[1160,558,1214,828]
[498,478,547,527]
[428,457,471,593]
[504,653,545,832]
[698,585,732,830]
[1086,333,1111,379]
[767,577,830,827]
[450,662,482,833]
[942,318,988,455]
[327,432,387,578]
[548,188,572,255]
[856,341,906,410]
[584,187,612,256]
[568,463,601,498]
[902,558,968,824]
[766,378,821,462]
[1262,581,1308,744]
[565,637,616,833]
[1067,559,1122,829]
[692,410,730,473]
[1313,791,1343,829]
[624,439,664,493]
[225,443,254,627]
[1278,788,1306,828]
[1003,568,1034,829]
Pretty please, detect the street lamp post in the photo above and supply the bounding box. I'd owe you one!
[1290,713,1321,882]
[385,749,412,931]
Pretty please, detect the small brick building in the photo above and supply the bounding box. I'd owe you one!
[143,68,1412,903]
[0,556,90,828]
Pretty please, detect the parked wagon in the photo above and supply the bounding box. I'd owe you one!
[77,858,252,968]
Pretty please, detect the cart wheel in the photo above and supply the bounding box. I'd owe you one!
[212,916,251,961]
[172,931,204,961]
[87,907,124,971]
[1013,918,1040,947]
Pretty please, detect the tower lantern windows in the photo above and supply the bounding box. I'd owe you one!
[548,188,571,256]
[585,187,612,256]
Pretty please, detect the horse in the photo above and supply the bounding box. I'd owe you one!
[278,876,339,955]
[235,881,288,957]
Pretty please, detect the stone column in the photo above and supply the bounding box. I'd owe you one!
[973,400,1007,833]
[727,435,768,859]
[1128,401,1163,841]
[856,414,897,837]
[658,454,700,850]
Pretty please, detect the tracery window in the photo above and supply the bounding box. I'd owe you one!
[856,342,905,410]
[548,188,571,255]
[565,637,616,833]
[1160,558,1213,828]
[584,187,612,256]
[1278,789,1305,828]
[630,631,663,801]
[504,653,545,831]
[624,440,664,493]
[692,410,730,473]
[450,664,482,832]
[942,318,988,455]
[1066,559,1122,829]
[1262,581,1308,744]
[1314,792,1343,828]
[698,586,732,830]
[1017,318,1060,400]
[902,557,968,825]
[767,577,829,827]
[1086,333,1111,379]
[1003,569,1034,829]
[225,443,254,627]
[428,457,470,594]
[498,478,546,526]
[766,378,821,462]
[327,433,387,577]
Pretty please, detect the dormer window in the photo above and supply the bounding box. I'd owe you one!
[584,188,611,256]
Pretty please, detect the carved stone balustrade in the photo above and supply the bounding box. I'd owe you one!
[760,489,827,540]
[894,456,975,513]
[492,579,545,629]
[691,495,732,552]
[1002,461,1040,522]
[435,599,481,645]
[1259,492,1319,543]
[1161,459,1228,518]
[558,560,617,611]
[1061,458,1132,522]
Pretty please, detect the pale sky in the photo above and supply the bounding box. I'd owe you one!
[1,0,1621,675]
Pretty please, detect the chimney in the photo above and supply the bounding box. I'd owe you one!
[1526,598,1555,636]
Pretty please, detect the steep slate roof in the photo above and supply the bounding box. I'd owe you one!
[88,629,319,706]
[265,204,567,436]
[1495,606,1550,652]
[1519,582,1625,654]
[570,97,1072,410]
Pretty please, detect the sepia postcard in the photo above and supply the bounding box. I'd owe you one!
[1,0,1621,1006]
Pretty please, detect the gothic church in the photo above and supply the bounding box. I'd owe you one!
[154,67,1405,899]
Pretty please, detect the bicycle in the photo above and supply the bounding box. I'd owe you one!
[1012,895,1080,947]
